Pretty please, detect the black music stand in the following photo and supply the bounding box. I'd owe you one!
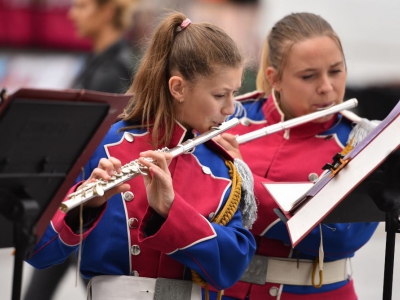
[0,88,131,300]
[274,150,399,300]
[322,150,400,300]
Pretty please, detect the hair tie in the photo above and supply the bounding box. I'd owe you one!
[176,18,191,32]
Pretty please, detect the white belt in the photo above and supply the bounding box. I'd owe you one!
[241,255,351,286]
[88,275,202,300]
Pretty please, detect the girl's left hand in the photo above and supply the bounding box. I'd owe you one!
[214,133,243,160]
[138,151,174,218]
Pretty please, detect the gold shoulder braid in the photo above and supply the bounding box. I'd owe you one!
[191,159,242,300]
[212,160,242,226]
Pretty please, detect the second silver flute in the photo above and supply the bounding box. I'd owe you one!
[60,118,239,213]
[236,99,358,144]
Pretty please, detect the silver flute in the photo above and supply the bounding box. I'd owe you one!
[236,98,358,144]
[60,118,240,213]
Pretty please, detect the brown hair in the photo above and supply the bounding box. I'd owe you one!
[95,0,139,30]
[256,12,345,94]
[121,11,243,147]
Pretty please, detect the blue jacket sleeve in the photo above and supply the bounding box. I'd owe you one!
[266,219,378,260]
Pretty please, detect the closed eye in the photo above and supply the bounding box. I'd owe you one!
[215,89,239,99]
[330,69,342,74]
[302,74,313,80]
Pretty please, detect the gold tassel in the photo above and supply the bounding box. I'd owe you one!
[311,257,323,288]
[340,137,355,156]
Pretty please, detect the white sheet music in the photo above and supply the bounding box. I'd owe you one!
[263,182,313,212]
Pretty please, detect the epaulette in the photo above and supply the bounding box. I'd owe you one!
[341,109,380,148]
[235,90,265,102]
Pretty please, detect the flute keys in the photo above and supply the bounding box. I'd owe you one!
[121,167,131,174]
[123,191,134,201]
[93,184,104,196]
[67,191,76,199]
[130,165,139,172]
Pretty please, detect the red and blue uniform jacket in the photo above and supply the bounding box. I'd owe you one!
[26,120,256,295]
[217,92,378,300]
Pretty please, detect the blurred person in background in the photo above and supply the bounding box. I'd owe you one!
[214,12,379,300]
[23,0,139,299]
[69,0,139,93]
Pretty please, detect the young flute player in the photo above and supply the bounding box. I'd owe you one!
[215,12,379,300]
[25,12,257,300]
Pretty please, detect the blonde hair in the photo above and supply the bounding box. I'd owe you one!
[96,0,139,30]
[256,12,345,94]
[121,12,243,147]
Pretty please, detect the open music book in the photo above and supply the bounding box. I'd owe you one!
[263,100,400,247]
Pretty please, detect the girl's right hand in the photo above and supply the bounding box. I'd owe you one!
[78,157,131,208]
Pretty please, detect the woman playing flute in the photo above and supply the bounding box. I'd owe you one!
[215,12,379,300]
[25,12,256,300]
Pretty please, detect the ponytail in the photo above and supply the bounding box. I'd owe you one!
[121,11,243,147]
[256,37,272,94]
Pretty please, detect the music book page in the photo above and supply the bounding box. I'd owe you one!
[266,100,400,247]
[262,182,313,214]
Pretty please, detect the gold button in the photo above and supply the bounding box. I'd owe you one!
[128,217,138,228]
[131,245,141,256]
[123,191,134,201]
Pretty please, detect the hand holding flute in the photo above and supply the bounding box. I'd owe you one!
[68,151,175,218]
[213,134,243,160]
[76,157,130,210]
[139,150,174,218]
[61,118,240,213]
